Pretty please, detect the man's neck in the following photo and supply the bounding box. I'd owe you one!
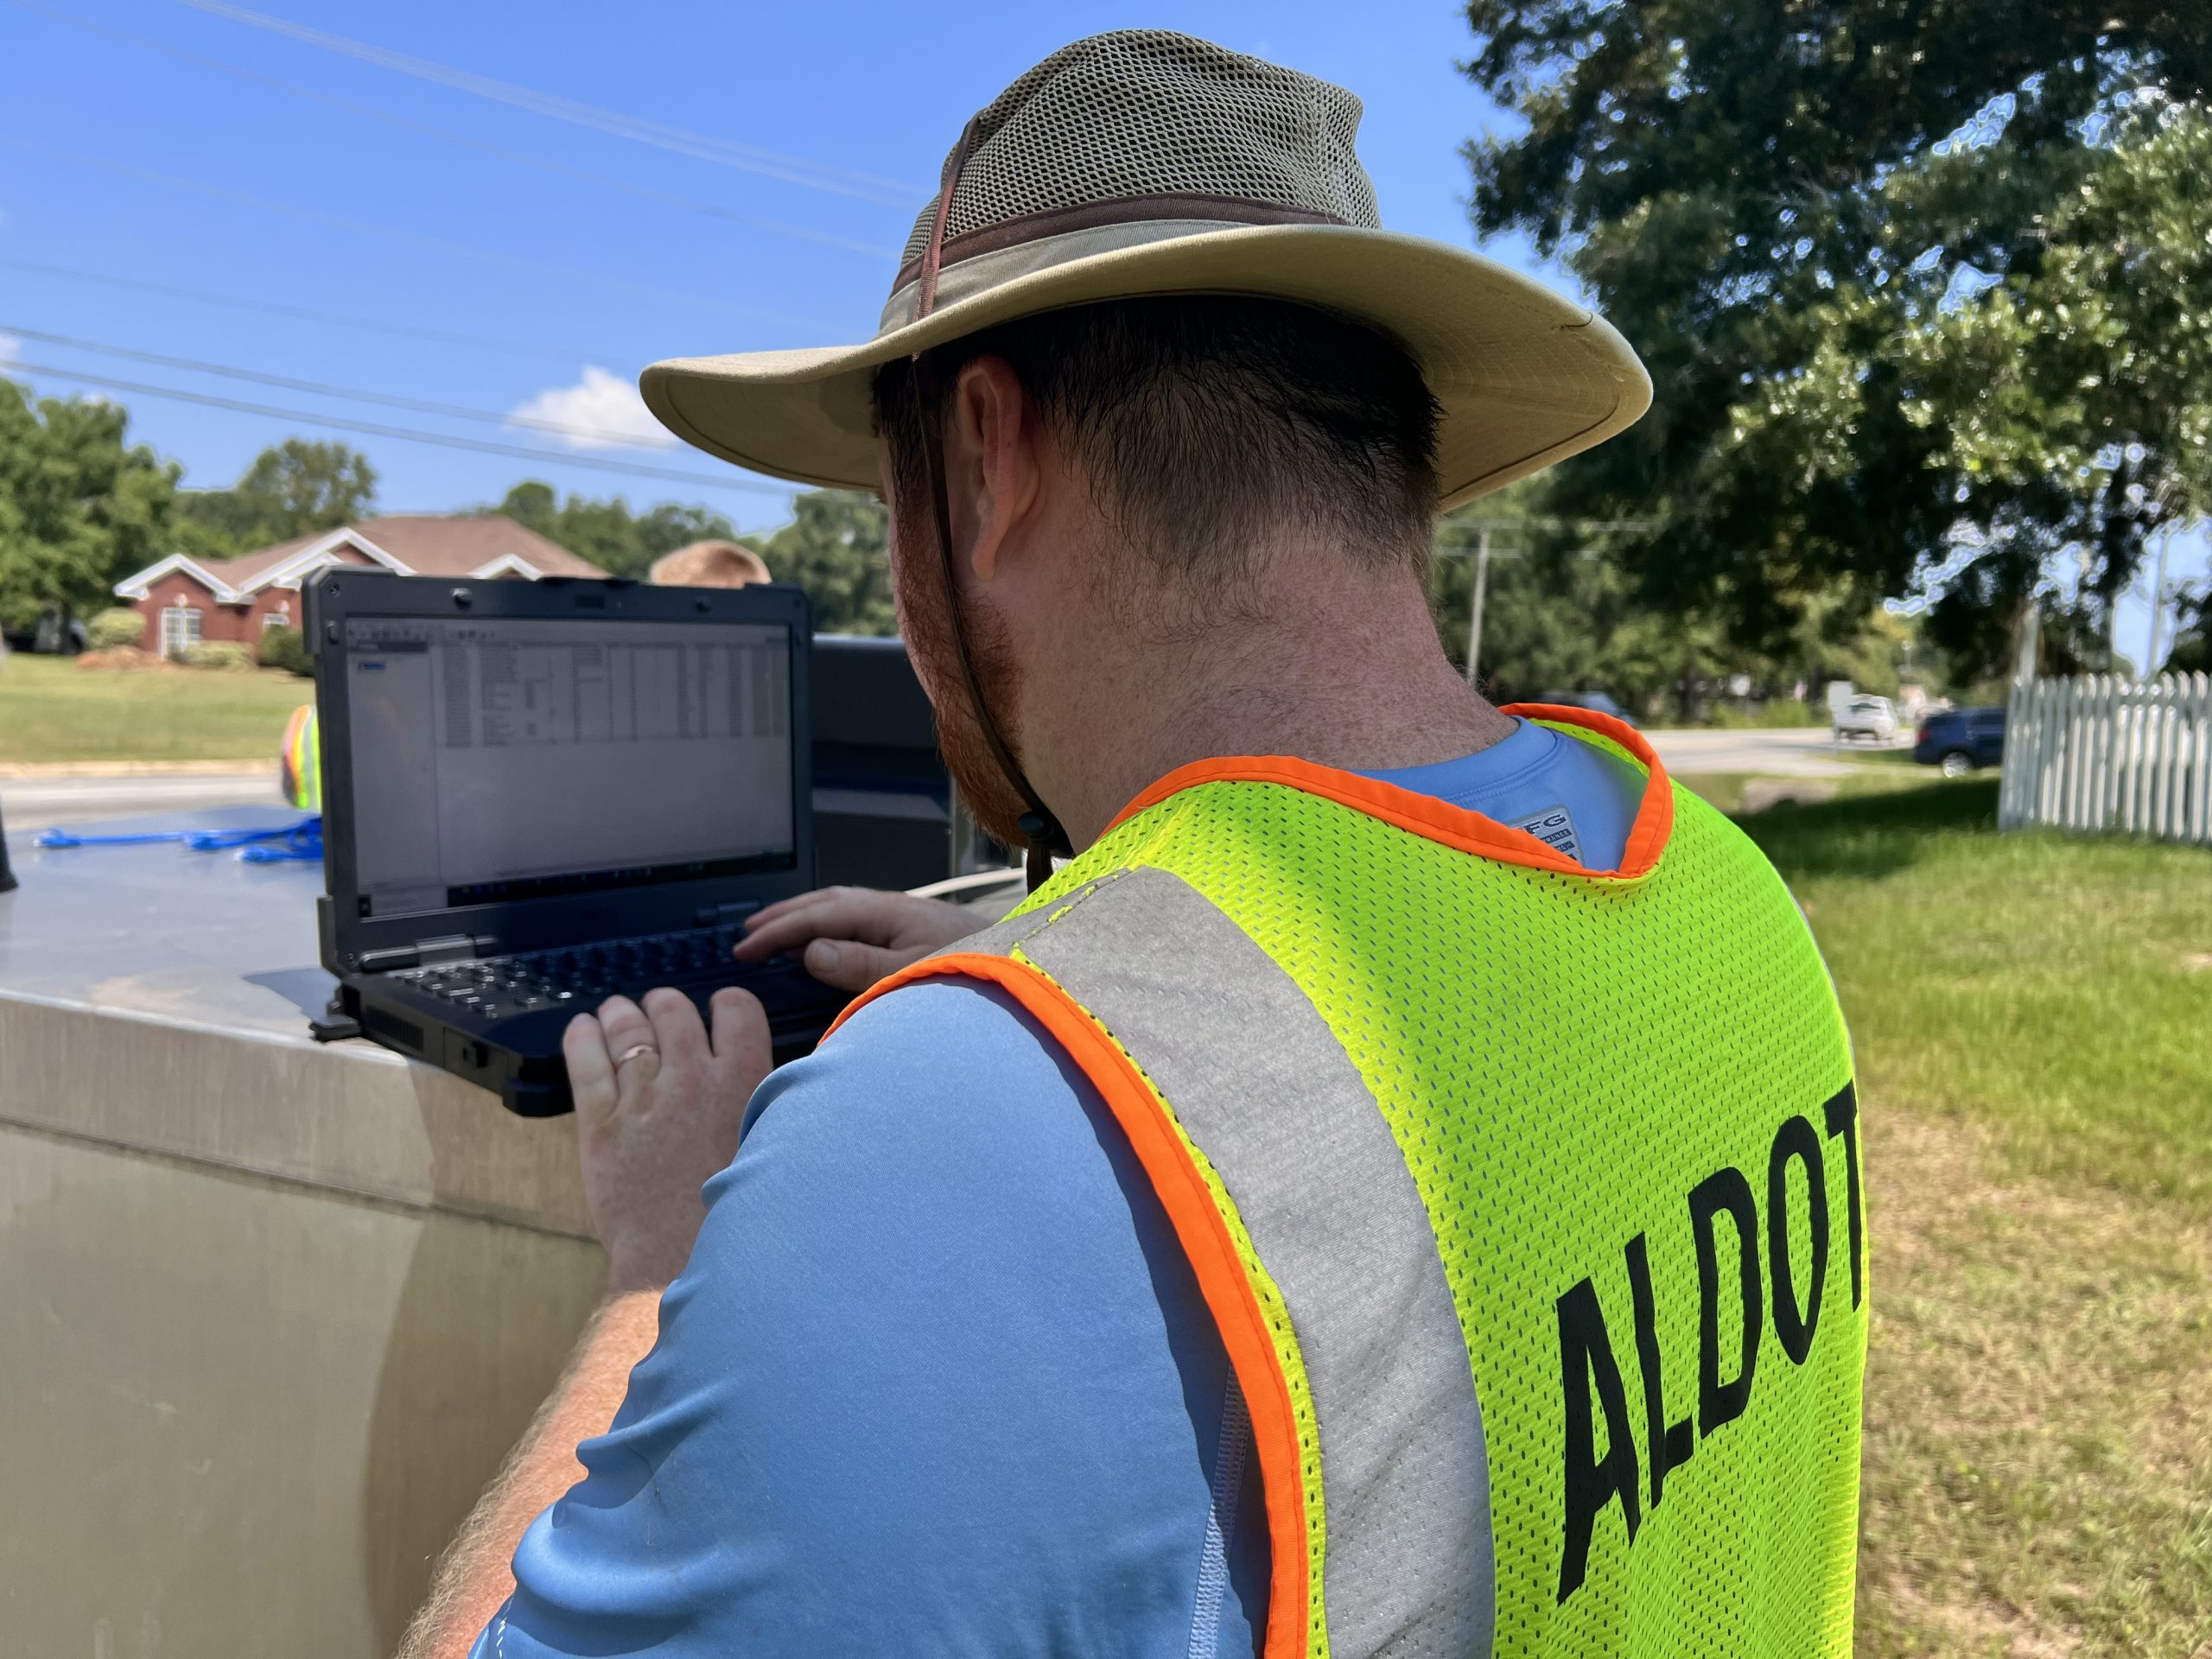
[1018,546,1516,849]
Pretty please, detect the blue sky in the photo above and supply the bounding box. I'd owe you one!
[0,1,1532,524]
[1,0,2197,666]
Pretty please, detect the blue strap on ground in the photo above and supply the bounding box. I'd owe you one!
[237,819,323,862]
[35,817,322,862]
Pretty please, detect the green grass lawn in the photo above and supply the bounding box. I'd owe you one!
[0,653,312,766]
[1724,779,2212,1655]
[1744,779,2212,1214]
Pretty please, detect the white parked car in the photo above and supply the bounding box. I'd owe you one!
[1833,695,1898,744]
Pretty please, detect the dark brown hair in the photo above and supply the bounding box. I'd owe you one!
[872,296,1440,580]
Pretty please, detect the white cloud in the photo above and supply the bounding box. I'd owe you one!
[507,365,674,452]
[0,333,19,365]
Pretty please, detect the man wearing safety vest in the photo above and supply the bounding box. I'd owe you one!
[413,31,1866,1659]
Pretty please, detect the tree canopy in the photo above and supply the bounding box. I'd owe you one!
[1462,1,2212,678]
[486,481,740,581]
[747,491,896,637]
[176,438,379,552]
[1426,481,1910,718]
[480,482,895,633]
[0,378,183,632]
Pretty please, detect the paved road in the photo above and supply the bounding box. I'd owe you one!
[1,772,283,835]
[1643,727,1909,778]
[0,729,1902,839]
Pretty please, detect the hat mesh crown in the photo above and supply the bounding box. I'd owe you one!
[898,29,1379,269]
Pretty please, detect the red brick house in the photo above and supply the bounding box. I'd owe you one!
[112,517,607,657]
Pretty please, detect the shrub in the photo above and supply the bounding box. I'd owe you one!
[258,624,315,677]
[86,608,148,651]
[182,641,257,672]
[1708,698,1823,729]
[1753,697,1822,728]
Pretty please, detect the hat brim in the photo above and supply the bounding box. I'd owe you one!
[640,224,1649,511]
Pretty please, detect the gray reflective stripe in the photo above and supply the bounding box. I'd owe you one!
[955,868,1494,1658]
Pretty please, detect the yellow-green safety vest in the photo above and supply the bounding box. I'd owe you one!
[282,703,321,811]
[834,706,1866,1657]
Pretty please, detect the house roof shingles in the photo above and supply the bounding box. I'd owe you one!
[196,516,606,589]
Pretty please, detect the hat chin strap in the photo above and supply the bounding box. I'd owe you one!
[912,359,1071,893]
[911,113,1069,894]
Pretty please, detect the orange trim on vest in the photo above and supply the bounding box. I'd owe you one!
[1101,702,1675,880]
[826,951,1313,1659]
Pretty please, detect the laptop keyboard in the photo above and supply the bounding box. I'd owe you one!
[390,924,814,1020]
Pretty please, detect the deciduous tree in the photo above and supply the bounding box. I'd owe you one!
[750,491,895,636]
[486,482,741,580]
[1463,2,2212,678]
[179,438,379,550]
[0,378,181,633]
[484,483,893,634]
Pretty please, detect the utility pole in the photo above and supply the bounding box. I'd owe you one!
[1433,514,1648,690]
[2145,527,2174,675]
[1464,526,1491,687]
[2013,595,2040,685]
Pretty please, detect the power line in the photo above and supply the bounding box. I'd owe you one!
[0,323,674,450]
[7,137,836,331]
[13,0,893,260]
[5,359,795,496]
[178,0,927,208]
[0,258,602,366]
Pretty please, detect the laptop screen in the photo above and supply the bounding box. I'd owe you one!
[340,613,797,919]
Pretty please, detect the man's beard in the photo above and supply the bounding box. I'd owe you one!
[889,500,1037,849]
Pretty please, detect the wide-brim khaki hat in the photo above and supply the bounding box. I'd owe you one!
[642,30,1650,511]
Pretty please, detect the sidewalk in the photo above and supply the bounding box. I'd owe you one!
[0,760,279,779]
[2,769,283,834]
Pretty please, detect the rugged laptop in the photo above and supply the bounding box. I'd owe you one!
[308,570,846,1116]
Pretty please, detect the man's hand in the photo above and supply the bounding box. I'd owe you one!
[562,987,770,1294]
[734,886,982,991]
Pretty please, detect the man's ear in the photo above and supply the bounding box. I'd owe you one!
[946,355,1039,584]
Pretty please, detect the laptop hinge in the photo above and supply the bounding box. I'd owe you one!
[695,900,762,928]
[359,933,489,975]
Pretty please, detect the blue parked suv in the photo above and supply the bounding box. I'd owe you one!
[1914,706,2006,775]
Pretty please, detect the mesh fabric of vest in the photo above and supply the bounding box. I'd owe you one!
[1010,728,1866,1656]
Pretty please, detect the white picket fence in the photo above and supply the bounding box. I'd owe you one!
[1999,671,2212,844]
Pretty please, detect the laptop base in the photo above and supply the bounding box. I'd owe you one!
[334,955,844,1117]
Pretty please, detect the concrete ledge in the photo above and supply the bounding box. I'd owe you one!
[0,1118,605,1658]
[0,993,592,1236]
